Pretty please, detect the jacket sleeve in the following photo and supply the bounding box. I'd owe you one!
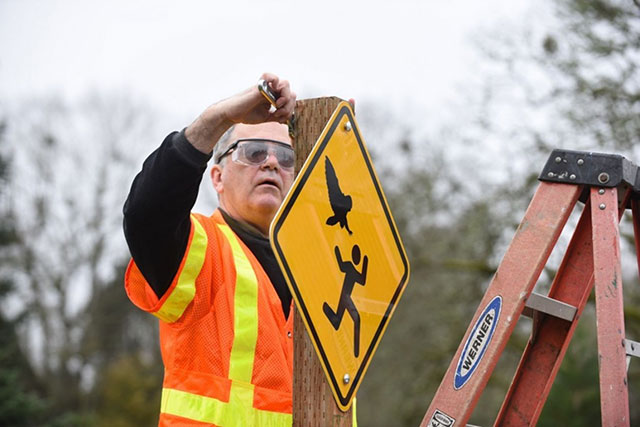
[122,129,212,298]
[125,214,209,323]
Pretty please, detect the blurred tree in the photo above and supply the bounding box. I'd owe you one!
[84,261,162,426]
[0,314,46,426]
[1,95,162,424]
[538,307,601,425]
[93,353,162,427]
[537,0,640,153]
[356,132,522,426]
[476,0,640,423]
[0,117,48,425]
[358,0,639,425]
[473,0,639,159]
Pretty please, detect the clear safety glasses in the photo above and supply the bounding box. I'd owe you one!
[216,138,295,171]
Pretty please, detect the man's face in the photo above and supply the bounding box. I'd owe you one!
[211,122,294,234]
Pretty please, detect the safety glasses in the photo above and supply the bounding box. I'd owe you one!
[216,138,295,170]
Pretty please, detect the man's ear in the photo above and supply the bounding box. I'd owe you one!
[211,164,224,194]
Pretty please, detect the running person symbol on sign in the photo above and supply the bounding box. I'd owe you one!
[323,244,368,358]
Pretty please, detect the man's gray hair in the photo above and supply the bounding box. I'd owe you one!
[213,125,236,165]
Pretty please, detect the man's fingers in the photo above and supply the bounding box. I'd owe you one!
[274,78,290,94]
[273,93,296,121]
[274,79,292,106]
[272,78,296,119]
[260,73,281,99]
[253,73,296,124]
[261,72,279,86]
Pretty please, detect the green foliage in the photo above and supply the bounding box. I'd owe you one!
[0,316,46,426]
[83,264,163,426]
[539,308,601,425]
[94,355,162,427]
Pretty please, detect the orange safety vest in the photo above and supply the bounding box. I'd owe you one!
[125,210,294,426]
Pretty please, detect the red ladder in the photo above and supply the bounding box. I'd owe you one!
[421,149,638,426]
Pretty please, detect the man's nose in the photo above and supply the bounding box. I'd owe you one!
[262,152,279,169]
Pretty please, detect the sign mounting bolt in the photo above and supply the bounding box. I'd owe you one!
[577,159,584,166]
[344,122,352,132]
[599,189,605,195]
[343,374,350,384]
[598,172,610,184]
[555,156,562,163]
[600,203,606,210]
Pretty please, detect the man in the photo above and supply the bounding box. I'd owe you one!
[123,73,297,426]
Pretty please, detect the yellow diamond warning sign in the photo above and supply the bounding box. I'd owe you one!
[269,101,410,411]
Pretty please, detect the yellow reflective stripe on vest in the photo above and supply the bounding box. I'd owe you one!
[160,223,286,425]
[161,384,292,426]
[217,223,259,383]
[153,215,207,323]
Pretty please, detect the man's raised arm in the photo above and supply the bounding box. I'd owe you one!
[123,73,295,298]
[185,73,296,154]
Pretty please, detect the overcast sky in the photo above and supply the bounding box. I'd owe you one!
[0,0,537,125]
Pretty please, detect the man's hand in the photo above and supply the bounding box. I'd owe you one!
[221,73,296,125]
[185,73,296,154]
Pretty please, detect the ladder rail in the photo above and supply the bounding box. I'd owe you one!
[496,187,632,425]
[420,182,582,427]
[591,187,630,424]
[631,199,640,302]
[423,148,639,426]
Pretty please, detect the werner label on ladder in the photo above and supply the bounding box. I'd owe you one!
[454,296,501,390]
[422,148,639,426]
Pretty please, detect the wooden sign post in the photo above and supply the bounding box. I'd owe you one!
[291,97,353,426]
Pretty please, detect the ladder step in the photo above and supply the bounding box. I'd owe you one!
[523,292,577,322]
[625,339,640,359]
